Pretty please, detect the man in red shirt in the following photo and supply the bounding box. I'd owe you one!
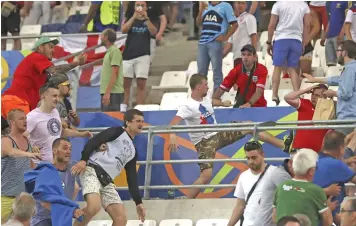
[1,36,87,119]
[284,84,329,152]
[213,44,267,108]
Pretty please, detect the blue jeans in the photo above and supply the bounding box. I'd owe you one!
[197,40,223,91]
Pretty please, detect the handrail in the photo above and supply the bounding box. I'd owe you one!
[141,120,356,199]
[115,183,355,191]
[0,31,123,40]
[78,119,356,132]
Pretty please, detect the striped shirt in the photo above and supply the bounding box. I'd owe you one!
[1,136,32,197]
[199,2,237,44]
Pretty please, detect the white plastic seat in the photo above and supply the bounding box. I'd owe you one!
[126,220,157,226]
[279,78,294,90]
[311,67,325,77]
[160,71,187,87]
[326,66,344,77]
[87,220,113,226]
[159,219,193,226]
[69,5,90,16]
[265,89,293,107]
[196,219,239,226]
[259,31,268,51]
[134,104,160,111]
[20,25,41,48]
[160,92,188,110]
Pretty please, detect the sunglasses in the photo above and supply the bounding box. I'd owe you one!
[244,141,262,151]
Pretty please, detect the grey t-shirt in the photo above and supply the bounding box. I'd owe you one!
[254,165,291,226]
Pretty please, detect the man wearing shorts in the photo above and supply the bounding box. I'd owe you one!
[300,9,321,75]
[1,1,22,50]
[168,73,294,199]
[267,1,310,105]
[121,1,158,111]
[71,109,146,226]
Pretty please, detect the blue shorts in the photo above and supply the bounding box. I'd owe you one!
[273,39,303,67]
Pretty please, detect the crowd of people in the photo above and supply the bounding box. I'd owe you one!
[1,1,356,226]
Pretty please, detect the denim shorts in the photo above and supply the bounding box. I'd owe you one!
[273,39,303,67]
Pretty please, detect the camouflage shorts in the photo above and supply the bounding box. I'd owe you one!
[195,131,246,171]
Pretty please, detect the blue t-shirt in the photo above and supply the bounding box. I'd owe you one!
[199,2,237,44]
[327,1,349,38]
[313,153,355,216]
[31,163,77,226]
[91,1,120,32]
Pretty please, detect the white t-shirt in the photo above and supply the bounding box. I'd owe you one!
[345,9,356,41]
[271,1,310,42]
[27,108,62,163]
[176,97,217,145]
[228,13,257,60]
[234,166,276,226]
[309,1,326,7]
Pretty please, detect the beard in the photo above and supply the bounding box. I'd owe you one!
[337,56,345,66]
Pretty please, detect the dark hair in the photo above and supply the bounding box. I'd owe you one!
[123,109,144,128]
[39,81,58,95]
[322,130,345,151]
[244,141,263,152]
[52,137,70,149]
[189,73,207,90]
[343,40,356,59]
[103,29,117,43]
[277,216,301,226]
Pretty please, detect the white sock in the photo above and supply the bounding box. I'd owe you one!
[120,104,127,112]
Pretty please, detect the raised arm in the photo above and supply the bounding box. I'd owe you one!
[284,86,316,108]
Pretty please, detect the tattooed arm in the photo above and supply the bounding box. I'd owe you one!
[46,53,87,74]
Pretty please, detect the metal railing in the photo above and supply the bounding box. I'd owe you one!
[80,119,356,198]
[1,31,124,40]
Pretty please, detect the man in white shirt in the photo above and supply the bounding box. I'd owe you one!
[227,141,274,226]
[267,1,311,105]
[168,73,293,199]
[2,192,36,226]
[223,1,257,67]
[26,81,92,164]
[345,6,356,41]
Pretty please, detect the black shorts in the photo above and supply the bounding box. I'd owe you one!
[1,10,20,36]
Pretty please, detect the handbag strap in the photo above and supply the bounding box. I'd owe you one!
[236,63,256,102]
[245,164,270,205]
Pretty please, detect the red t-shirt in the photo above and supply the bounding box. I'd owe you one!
[292,98,328,152]
[220,63,267,107]
[3,52,53,110]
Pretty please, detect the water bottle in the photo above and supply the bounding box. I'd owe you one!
[167,189,175,199]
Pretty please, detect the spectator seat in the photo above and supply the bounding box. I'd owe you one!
[159,219,193,226]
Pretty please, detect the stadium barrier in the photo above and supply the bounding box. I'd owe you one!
[78,119,356,199]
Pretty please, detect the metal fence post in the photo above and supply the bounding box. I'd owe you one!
[253,124,259,141]
[143,128,155,199]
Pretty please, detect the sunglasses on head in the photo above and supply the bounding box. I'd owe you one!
[244,141,262,151]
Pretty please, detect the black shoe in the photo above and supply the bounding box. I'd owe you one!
[282,131,294,154]
[272,97,280,106]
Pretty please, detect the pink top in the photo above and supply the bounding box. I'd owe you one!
[27,108,62,163]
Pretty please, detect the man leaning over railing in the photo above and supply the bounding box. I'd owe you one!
[1,36,87,120]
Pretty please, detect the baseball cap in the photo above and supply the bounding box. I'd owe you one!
[32,36,59,50]
[241,44,257,55]
[49,73,69,88]
[311,84,329,92]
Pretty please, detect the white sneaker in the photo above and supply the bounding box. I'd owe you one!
[120,104,127,112]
